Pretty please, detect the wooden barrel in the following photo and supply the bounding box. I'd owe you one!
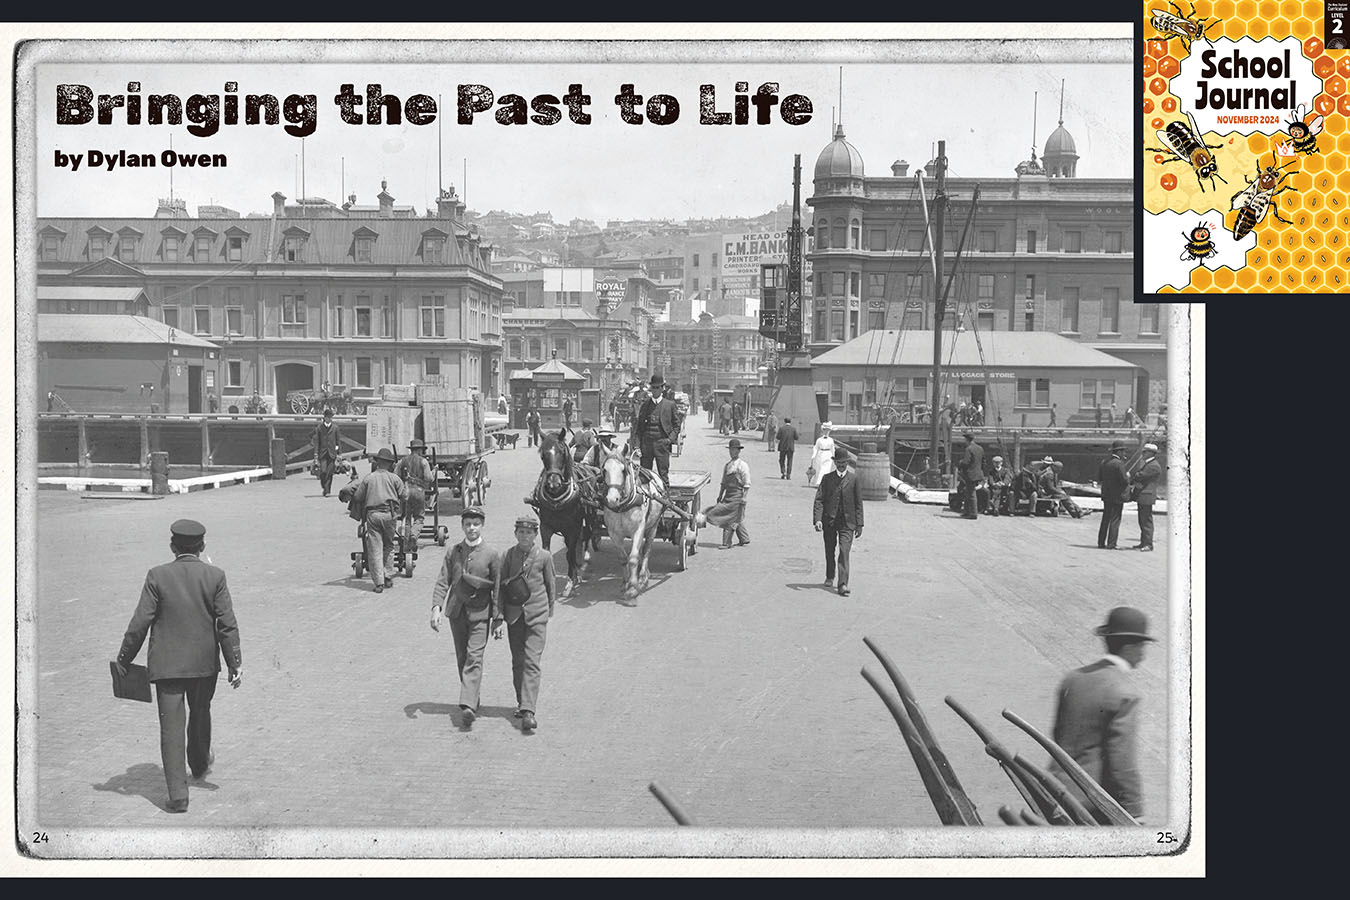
[857,451,891,501]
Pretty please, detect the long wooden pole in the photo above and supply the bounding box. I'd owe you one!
[929,141,946,478]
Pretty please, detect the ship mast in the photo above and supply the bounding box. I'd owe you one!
[929,140,947,478]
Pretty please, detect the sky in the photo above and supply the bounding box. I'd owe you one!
[30,43,1133,223]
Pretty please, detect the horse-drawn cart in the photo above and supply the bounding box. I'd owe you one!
[287,382,373,416]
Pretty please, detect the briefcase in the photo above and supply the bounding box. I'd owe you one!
[110,661,152,703]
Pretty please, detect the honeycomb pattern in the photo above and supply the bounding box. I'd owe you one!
[1145,0,1346,292]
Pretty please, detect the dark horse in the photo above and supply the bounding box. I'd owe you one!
[528,431,593,586]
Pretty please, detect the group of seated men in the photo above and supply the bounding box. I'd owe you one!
[960,454,1084,518]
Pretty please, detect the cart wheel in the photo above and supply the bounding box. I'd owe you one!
[479,460,491,493]
[291,395,309,415]
[677,524,690,571]
[353,552,365,579]
[435,525,449,546]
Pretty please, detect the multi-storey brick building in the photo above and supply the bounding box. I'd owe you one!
[805,120,1165,415]
[654,313,774,398]
[35,183,504,413]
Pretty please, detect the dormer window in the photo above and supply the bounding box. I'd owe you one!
[118,234,138,260]
[284,235,304,262]
[195,235,211,258]
[163,235,180,261]
[228,236,243,261]
[39,230,63,261]
[90,234,107,258]
[356,237,374,262]
[424,236,445,264]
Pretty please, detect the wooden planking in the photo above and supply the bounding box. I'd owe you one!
[380,383,418,404]
[416,383,473,405]
[366,404,422,455]
[422,399,477,454]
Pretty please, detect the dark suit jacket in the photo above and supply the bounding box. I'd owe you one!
[118,555,241,681]
[1051,658,1143,817]
[433,541,501,622]
[813,468,864,531]
[776,424,799,450]
[653,398,678,440]
[960,440,985,481]
[314,421,342,459]
[1131,459,1163,503]
[1099,455,1130,504]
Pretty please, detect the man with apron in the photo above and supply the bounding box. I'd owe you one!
[697,438,751,549]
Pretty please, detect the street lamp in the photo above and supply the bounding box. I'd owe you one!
[691,364,698,403]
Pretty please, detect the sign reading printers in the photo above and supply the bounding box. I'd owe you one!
[1177,37,1322,135]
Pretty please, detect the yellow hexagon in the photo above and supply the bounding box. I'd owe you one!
[1268,17,1292,39]
[1247,18,1270,39]
[1313,247,1335,268]
[1328,154,1347,174]
[1258,0,1281,18]
[1224,17,1250,40]
[1213,0,1237,17]
[1247,246,1268,267]
[1292,16,1314,39]
[1337,132,1350,155]
[1303,193,1324,215]
[1260,268,1281,288]
[1280,268,1303,289]
[1235,265,1259,289]
[1212,266,1237,289]
[1303,0,1324,17]
[1292,244,1317,269]
[1303,223,1324,245]
[1236,0,1259,17]
[1279,0,1301,17]
[1302,153,1327,174]
[1302,266,1324,289]
[1247,133,1270,153]
[1328,267,1349,289]
[1190,266,1214,289]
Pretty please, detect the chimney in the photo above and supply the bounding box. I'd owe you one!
[377,178,394,218]
[924,159,937,177]
[272,192,286,217]
[891,159,909,177]
[436,186,463,221]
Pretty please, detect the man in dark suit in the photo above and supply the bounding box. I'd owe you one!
[813,446,863,596]
[1098,439,1130,549]
[313,408,342,497]
[1130,443,1163,551]
[776,416,799,479]
[115,519,242,813]
[959,431,984,520]
[639,374,677,486]
[1051,606,1156,822]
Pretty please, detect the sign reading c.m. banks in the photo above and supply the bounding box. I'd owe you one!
[721,230,788,296]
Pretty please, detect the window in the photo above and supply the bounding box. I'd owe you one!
[1101,288,1120,333]
[425,357,441,377]
[849,309,859,339]
[711,276,718,292]
[815,220,829,250]
[163,236,179,261]
[1081,380,1098,409]
[90,234,108,258]
[1105,231,1123,253]
[355,298,371,336]
[581,338,596,360]
[194,235,211,259]
[356,237,374,262]
[334,358,344,384]
[227,360,242,387]
[227,236,243,262]
[1091,380,1116,408]
[979,230,996,253]
[192,307,210,334]
[869,228,888,251]
[867,307,886,332]
[830,310,846,342]
[832,218,846,248]
[1025,311,1034,331]
[40,233,61,260]
[1139,302,1161,334]
[815,309,827,340]
[849,272,861,298]
[424,237,445,264]
[692,253,700,267]
[118,235,137,260]
[552,336,569,358]
[283,235,303,262]
[282,294,307,325]
[509,338,522,359]
[902,309,923,330]
[977,309,995,331]
[1026,229,1037,253]
[162,305,180,329]
[830,376,844,405]
[892,378,909,403]
[355,357,372,388]
[383,357,394,385]
[333,298,345,337]
[529,339,543,359]
[911,377,927,405]
[1063,231,1082,253]
[905,230,925,252]
[1025,275,1035,299]
[226,307,242,335]
[380,296,391,338]
[420,295,444,337]
[906,274,924,299]
[692,276,700,291]
[1060,287,1080,332]
[832,273,846,296]
[868,273,886,298]
[1017,378,1051,407]
[850,219,861,248]
[711,252,719,266]
[864,377,877,406]
[977,274,994,302]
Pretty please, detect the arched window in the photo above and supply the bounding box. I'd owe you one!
[817,218,830,250]
[508,338,522,359]
[850,218,861,249]
[832,218,846,249]
[528,338,542,359]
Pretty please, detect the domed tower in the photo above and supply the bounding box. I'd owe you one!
[813,124,865,197]
[1042,83,1078,178]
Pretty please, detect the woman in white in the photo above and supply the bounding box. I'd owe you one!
[808,422,836,486]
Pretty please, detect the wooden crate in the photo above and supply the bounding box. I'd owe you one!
[381,383,417,403]
[416,383,473,405]
[365,404,422,455]
[422,398,480,455]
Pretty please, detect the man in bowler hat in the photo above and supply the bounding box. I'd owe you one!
[1098,439,1131,549]
[959,431,984,520]
[353,447,407,593]
[313,408,342,497]
[430,505,502,727]
[1130,443,1163,551]
[115,519,242,813]
[776,417,799,479]
[813,446,863,596]
[1050,606,1156,821]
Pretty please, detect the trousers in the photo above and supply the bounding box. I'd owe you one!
[449,610,490,710]
[961,478,980,518]
[363,508,398,586]
[154,675,218,803]
[506,618,548,713]
[316,454,336,494]
[1138,500,1155,548]
[718,498,750,546]
[822,519,854,587]
[528,424,542,447]
[641,436,672,484]
[779,448,794,478]
[1099,501,1124,548]
[987,485,1011,515]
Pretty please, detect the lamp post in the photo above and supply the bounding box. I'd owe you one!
[691,364,698,403]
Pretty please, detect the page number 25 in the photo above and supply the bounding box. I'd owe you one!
[1156,831,1178,844]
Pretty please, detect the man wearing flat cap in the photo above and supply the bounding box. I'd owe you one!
[313,408,342,497]
[813,446,863,596]
[1050,607,1157,821]
[498,513,556,733]
[395,439,435,552]
[1130,443,1163,552]
[353,447,408,593]
[115,519,242,813]
[1098,440,1131,550]
[986,455,1013,516]
[430,506,502,727]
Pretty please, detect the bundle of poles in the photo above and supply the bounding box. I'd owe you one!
[646,636,1139,827]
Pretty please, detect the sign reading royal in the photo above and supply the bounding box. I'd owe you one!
[1177,37,1321,135]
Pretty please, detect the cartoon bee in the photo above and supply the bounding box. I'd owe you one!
[1180,221,1217,262]
[1230,156,1300,240]
[1145,110,1228,192]
[1282,104,1324,156]
[1150,1,1223,53]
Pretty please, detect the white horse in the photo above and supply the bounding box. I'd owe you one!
[598,445,664,606]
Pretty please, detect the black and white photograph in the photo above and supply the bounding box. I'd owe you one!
[8,24,1202,875]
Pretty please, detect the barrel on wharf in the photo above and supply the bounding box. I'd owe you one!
[856,443,891,502]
